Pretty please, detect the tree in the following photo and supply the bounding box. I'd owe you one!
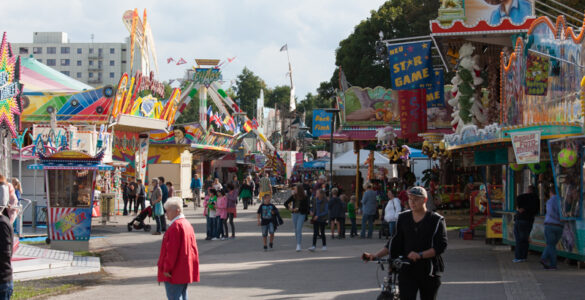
[297,92,333,129]
[265,85,292,113]
[234,67,266,119]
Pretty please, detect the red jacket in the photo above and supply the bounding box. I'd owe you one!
[157,217,200,284]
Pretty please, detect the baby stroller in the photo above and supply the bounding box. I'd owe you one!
[127,206,152,232]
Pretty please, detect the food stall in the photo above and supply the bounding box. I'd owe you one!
[28,150,113,251]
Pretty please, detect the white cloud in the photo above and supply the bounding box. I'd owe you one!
[1,0,385,98]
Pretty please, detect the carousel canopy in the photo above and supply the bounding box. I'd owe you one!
[21,57,93,94]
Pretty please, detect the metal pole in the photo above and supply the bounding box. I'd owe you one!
[329,118,333,197]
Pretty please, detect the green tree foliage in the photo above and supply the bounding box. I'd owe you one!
[265,85,291,113]
[234,67,266,119]
[297,92,334,129]
[536,0,585,27]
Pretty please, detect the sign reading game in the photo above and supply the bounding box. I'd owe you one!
[388,41,433,90]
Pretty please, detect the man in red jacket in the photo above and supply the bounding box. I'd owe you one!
[158,197,199,299]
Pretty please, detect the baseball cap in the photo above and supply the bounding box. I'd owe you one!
[407,186,427,199]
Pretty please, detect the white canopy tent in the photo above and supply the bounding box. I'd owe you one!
[326,149,397,177]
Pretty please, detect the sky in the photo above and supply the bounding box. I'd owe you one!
[1,0,386,100]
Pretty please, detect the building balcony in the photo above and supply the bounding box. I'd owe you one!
[88,66,102,71]
[88,54,103,59]
[88,78,102,84]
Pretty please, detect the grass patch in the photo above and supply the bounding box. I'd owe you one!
[74,251,99,257]
[20,240,45,246]
[13,282,75,299]
[278,208,292,219]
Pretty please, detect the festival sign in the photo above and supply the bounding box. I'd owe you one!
[525,52,549,96]
[425,69,445,107]
[510,130,540,164]
[388,41,433,90]
[51,207,92,241]
[343,86,399,126]
[312,109,333,137]
[193,68,222,87]
[0,32,22,137]
[398,89,427,141]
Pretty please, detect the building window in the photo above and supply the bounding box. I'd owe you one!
[89,48,94,54]
[109,60,115,66]
[47,47,56,54]
[89,72,93,78]
[77,72,82,78]
[110,48,115,54]
[77,60,82,66]
[110,72,115,78]
[37,59,42,63]
[89,60,94,66]
[98,48,103,55]
[61,71,70,76]
[60,59,70,66]
[61,47,70,54]
[77,48,82,54]
[19,47,29,55]
[121,60,127,64]
[121,48,127,52]
[46,59,56,66]
[33,47,42,54]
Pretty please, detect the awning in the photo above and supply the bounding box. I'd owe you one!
[28,163,114,171]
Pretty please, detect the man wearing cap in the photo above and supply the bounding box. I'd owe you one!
[362,186,448,300]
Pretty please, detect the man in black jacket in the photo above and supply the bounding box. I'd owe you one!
[362,186,448,300]
[513,185,539,262]
[0,206,13,298]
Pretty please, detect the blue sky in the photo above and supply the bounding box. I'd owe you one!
[1,0,386,99]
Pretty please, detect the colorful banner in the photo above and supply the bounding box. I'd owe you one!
[388,41,433,90]
[295,152,304,166]
[137,134,149,181]
[425,69,445,107]
[342,86,399,126]
[525,52,549,96]
[312,109,333,137]
[0,33,22,138]
[50,207,92,241]
[149,123,205,145]
[398,89,427,141]
[510,130,541,164]
[462,0,534,27]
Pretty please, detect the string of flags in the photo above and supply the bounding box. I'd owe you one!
[206,105,259,134]
[166,56,237,66]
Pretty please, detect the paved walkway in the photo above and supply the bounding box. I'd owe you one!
[52,202,584,299]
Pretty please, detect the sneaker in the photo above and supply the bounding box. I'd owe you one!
[308,246,316,252]
[264,246,268,251]
[321,246,327,251]
[211,237,219,241]
[220,237,227,241]
[269,243,273,250]
[539,259,550,269]
[512,258,526,263]
[205,237,211,240]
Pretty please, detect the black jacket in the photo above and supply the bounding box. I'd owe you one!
[0,214,13,283]
[387,211,448,277]
[283,194,310,215]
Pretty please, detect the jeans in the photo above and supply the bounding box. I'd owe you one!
[514,218,534,260]
[262,222,275,237]
[192,188,201,208]
[389,221,397,237]
[164,282,188,300]
[126,195,136,213]
[210,216,220,238]
[0,281,13,300]
[312,221,326,246]
[399,272,441,300]
[228,213,235,237]
[243,197,251,209]
[154,215,162,233]
[221,218,228,238]
[292,213,305,245]
[205,215,212,238]
[136,196,145,213]
[350,217,357,236]
[360,214,375,238]
[541,224,563,267]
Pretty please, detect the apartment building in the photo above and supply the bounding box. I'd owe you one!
[12,32,143,88]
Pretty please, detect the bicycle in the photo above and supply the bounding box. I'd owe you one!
[366,255,410,300]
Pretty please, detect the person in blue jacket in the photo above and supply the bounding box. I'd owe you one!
[190,174,202,209]
[309,189,329,252]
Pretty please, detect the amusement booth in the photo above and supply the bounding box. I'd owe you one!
[29,150,113,251]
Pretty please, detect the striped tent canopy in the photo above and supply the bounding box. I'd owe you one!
[20,57,93,94]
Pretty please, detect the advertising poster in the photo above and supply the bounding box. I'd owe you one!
[312,109,333,137]
[510,130,540,164]
[463,0,535,26]
[342,86,399,126]
[525,52,549,96]
[388,41,433,90]
[50,207,93,241]
[398,89,427,141]
[149,123,205,145]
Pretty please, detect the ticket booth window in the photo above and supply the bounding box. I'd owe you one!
[47,169,93,207]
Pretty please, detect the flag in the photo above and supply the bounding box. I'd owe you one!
[227,56,237,63]
[232,103,241,112]
[167,57,174,64]
[279,44,288,52]
[243,120,253,132]
[214,112,222,127]
[176,58,187,65]
[223,114,232,126]
[388,41,433,90]
[228,116,236,131]
[207,105,213,117]
[251,118,259,129]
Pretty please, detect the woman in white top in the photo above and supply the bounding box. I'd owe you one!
[384,190,402,237]
[212,178,223,192]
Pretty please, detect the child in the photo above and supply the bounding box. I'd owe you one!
[348,195,357,238]
[216,189,229,240]
[257,194,277,251]
[202,191,211,240]
[207,189,219,240]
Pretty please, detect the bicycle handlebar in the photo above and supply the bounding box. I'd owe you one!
[370,256,410,271]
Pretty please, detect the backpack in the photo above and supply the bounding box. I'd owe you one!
[0,182,9,207]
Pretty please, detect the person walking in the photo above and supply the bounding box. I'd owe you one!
[284,183,310,252]
[339,194,348,238]
[328,188,343,239]
[362,186,448,300]
[257,194,278,251]
[513,185,539,263]
[541,187,563,270]
[166,182,175,198]
[348,195,357,238]
[0,204,13,299]
[384,190,402,237]
[212,178,223,192]
[158,197,199,300]
[122,180,129,216]
[226,184,238,239]
[150,178,164,235]
[136,179,146,213]
[190,174,202,209]
[360,183,377,239]
[239,177,254,210]
[258,173,272,203]
[216,189,228,240]
[159,177,169,232]
[202,191,212,240]
[127,177,138,215]
[309,189,329,251]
